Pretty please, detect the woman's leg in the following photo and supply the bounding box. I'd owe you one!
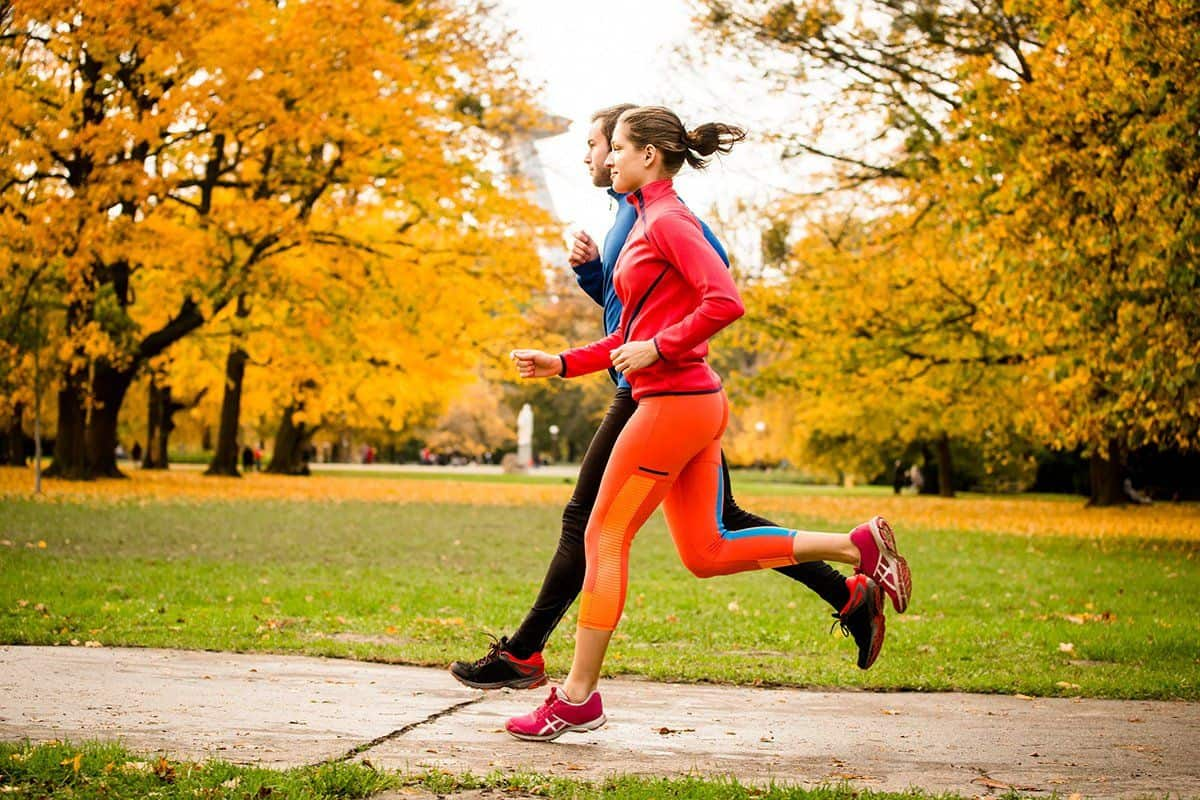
[660,395,862,577]
[451,389,636,690]
[668,449,910,613]
[560,394,727,701]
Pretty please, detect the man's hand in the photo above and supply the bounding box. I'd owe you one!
[510,349,561,379]
[610,340,659,375]
[568,230,600,267]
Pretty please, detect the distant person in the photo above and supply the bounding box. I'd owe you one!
[130,442,142,463]
[908,463,925,494]
[1123,477,1151,505]
[892,459,906,495]
[241,446,255,472]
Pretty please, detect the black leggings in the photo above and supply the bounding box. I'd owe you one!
[506,388,849,658]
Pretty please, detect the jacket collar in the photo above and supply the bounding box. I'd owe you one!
[626,178,675,215]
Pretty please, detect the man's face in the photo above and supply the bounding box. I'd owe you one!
[584,118,613,188]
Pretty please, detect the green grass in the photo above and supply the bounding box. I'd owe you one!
[0,741,999,800]
[0,740,397,799]
[1,494,1198,700]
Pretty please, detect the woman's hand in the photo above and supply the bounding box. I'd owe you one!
[610,340,659,375]
[510,349,561,379]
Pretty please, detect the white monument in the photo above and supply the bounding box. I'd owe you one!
[517,403,534,469]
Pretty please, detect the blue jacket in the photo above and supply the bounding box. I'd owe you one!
[572,189,730,389]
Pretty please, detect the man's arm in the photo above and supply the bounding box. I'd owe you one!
[569,231,605,308]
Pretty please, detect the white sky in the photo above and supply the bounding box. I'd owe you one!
[492,0,826,267]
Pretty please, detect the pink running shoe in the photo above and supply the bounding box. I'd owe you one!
[506,687,607,741]
[850,516,911,614]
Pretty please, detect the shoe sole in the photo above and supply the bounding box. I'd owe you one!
[448,667,548,691]
[506,714,607,741]
[870,516,911,614]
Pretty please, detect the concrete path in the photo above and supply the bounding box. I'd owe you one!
[1,646,1196,799]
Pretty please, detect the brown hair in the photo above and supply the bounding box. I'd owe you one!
[618,106,747,173]
[590,103,638,146]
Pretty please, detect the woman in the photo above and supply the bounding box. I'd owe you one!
[506,107,911,741]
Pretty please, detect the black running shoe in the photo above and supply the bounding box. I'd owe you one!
[831,574,886,670]
[449,635,547,690]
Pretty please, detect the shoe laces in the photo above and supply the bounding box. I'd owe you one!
[829,612,851,639]
[468,633,507,669]
[530,688,560,723]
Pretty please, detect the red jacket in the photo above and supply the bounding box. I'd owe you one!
[559,178,744,399]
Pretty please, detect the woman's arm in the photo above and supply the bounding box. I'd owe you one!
[648,210,745,358]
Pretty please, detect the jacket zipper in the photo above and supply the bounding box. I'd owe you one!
[622,189,667,344]
[623,265,669,343]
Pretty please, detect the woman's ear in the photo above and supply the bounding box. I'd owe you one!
[643,144,656,166]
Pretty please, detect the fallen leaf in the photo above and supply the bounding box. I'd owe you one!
[1058,642,1075,653]
[152,756,175,783]
[972,775,1041,792]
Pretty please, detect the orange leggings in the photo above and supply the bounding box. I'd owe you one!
[577,391,798,631]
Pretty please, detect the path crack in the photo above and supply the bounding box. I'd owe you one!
[328,694,484,764]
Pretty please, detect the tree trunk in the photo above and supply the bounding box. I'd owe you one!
[206,345,248,476]
[143,381,173,469]
[207,294,251,477]
[47,293,225,480]
[3,403,25,466]
[144,381,163,469]
[46,375,91,479]
[85,363,133,478]
[266,402,312,475]
[935,433,956,498]
[1089,442,1126,506]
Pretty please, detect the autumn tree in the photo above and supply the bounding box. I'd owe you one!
[694,0,1200,503]
[1,0,551,480]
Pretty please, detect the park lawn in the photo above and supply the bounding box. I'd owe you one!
[1,468,1197,700]
[0,740,1000,800]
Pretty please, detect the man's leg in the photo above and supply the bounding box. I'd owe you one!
[449,388,636,689]
[718,455,886,669]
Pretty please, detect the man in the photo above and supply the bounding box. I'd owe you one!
[448,105,885,690]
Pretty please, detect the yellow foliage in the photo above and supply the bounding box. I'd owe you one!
[1,0,554,472]
[1,467,1196,542]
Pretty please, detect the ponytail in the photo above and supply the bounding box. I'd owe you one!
[683,123,747,169]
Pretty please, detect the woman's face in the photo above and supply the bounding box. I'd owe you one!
[604,120,652,194]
